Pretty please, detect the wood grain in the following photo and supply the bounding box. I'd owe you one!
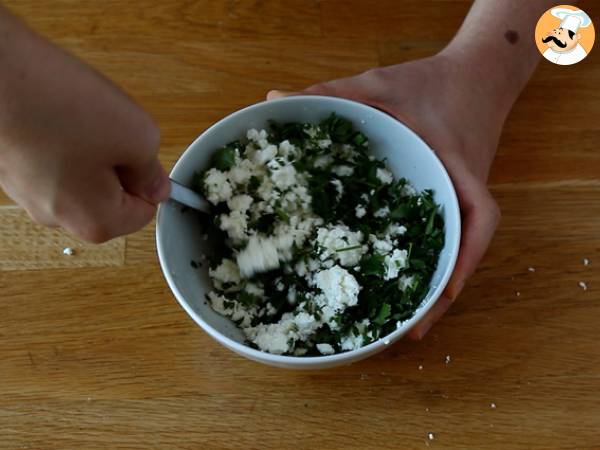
[1,1,600,449]
[0,207,125,271]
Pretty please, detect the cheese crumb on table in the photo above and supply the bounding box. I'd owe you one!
[62,247,75,256]
[579,281,588,291]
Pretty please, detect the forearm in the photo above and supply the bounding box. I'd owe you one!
[439,0,562,116]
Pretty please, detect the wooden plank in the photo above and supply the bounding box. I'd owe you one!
[0,207,125,271]
[1,0,600,448]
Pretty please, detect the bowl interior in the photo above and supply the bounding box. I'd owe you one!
[156,96,460,363]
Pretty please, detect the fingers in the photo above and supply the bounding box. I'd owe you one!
[447,188,500,299]
[114,118,170,205]
[117,158,171,205]
[57,169,158,243]
[408,296,453,340]
[408,188,500,340]
[266,90,301,100]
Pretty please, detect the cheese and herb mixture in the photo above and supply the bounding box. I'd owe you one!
[194,114,444,356]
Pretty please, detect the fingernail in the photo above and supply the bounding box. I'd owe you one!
[414,319,433,341]
[146,173,170,204]
[447,278,465,300]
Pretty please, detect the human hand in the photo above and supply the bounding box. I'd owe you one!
[267,53,504,339]
[0,9,170,243]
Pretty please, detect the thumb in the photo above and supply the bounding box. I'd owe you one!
[117,158,171,205]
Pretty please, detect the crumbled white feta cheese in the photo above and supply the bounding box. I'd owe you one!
[315,225,364,267]
[246,128,267,142]
[386,223,407,237]
[314,266,360,324]
[318,139,332,149]
[209,259,241,291]
[384,249,408,280]
[227,159,257,186]
[332,165,354,177]
[62,247,75,256]
[245,282,265,298]
[341,333,364,351]
[583,258,590,266]
[208,292,256,328]
[314,155,334,168]
[204,168,233,204]
[376,168,393,184]
[355,205,366,218]
[227,194,253,212]
[278,140,296,157]
[287,286,297,304]
[244,320,293,355]
[374,206,390,218]
[316,343,335,355]
[331,179,344,198]
[579,281,588,291]
[237,236,280,277]
[253,144,278,165]
[219,210,248,242]
[371,236,394,255]
[398,275,415,291]
[270,163,298,190]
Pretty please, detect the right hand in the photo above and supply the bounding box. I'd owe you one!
[0,10,170,243]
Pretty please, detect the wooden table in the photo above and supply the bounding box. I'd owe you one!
[1,1,599,448]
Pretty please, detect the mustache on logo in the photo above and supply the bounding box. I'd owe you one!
[542,35,567,48]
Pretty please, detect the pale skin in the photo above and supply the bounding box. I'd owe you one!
[0,1,565,336]
[269,0,562,339]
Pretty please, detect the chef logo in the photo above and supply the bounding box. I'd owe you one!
[535,5,595,65]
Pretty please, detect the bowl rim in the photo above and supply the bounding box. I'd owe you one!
[156,95,461,367]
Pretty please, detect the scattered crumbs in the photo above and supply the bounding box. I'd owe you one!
[62,247,75,256]
[425,407,430,412]
[528,267,535,272]
[360,373,369,380]
[418,364,423,371]
[490,402,496,409]
[428,432,435,441]
[87,397,92,402]
[579,281,588,291]
[583,258,590,266]
[381,371,386,376]
[444,355,451,364]
[516,291,521,297]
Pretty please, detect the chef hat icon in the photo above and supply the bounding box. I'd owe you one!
[551,8,592,33]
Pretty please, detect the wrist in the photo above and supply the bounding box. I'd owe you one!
[435,46,524,122]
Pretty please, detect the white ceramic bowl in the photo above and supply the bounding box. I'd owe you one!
[156,95,461,369]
